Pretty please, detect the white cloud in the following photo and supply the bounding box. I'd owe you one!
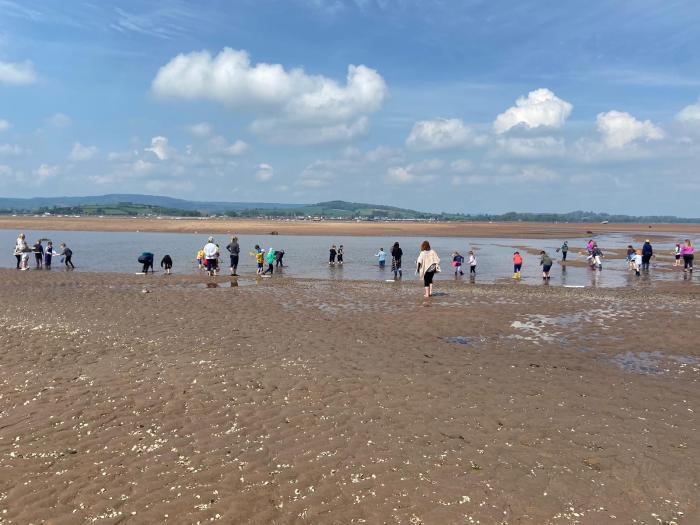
[152,48,387,144]
[0,144,22,156]
[494,136,566,158]
[676,99,700,123]
[46,113,72,128]
[255,163,273,182]
[145,136,170,160]
[386,162,439,185]
[0,165,12,177]
[69,142,98,161]
[132,159,155,174]
[406,118,478,151]
[153,48,386,119]
[0,60,37,85]
[35,164,59,181]
[209,136,249,156]
[250,116,369,145]
[187,122,213,137]
[596,111,664,148]
[450,159,473,173]
[494,88,572,134]
[0,119,9,132]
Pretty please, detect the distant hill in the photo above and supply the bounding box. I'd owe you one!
[0,194,300,214]
[0,194,699,223]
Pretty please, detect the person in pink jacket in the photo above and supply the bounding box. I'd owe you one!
[681,239,694,273]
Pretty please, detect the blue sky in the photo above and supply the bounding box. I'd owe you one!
[1,0,700,214]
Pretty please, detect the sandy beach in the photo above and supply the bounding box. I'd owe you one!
[0,269,697,524]
[1,216,698,239]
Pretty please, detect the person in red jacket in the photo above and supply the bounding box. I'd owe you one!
[512,251,523,279]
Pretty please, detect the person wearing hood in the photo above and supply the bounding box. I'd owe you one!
[138,252,154,274]
[262,247,276,275]
[203,237,219,276]
[641,239,653,271]
[391,242,403,280]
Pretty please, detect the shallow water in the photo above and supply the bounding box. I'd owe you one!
[3,229,698,288]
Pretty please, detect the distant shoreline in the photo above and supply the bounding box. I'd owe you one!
[1,216,698,239]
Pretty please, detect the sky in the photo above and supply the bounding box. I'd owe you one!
[1,0,700,214]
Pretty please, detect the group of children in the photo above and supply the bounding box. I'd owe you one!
[14,233,73,270]
[329,244,344,266]
[451,251,477,276]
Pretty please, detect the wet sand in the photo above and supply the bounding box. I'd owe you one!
[0,270,698,523]
[1,216,698,239]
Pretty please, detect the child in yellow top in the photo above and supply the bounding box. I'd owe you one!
[254,245,264,274]
[196,249,205,269]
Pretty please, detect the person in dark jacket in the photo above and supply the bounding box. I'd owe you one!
[641,240,653,270]
[138,252,154,274]
[60,243,75,269]
[160,254,173,275]
[391,242,403,279]
[226,236,240,276]
[33,240,44,269]
[275,250,285,268]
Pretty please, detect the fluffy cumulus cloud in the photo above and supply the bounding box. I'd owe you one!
[596,111,664,148]
[386,159,442,185]
[0,60,37,85]
[35,164,59,182]
[69,142,98,161]
[494,88,573,134]
[152,48,387,144]
[255,163,273,182]
[676,98,700,124]
[208,136,249,156]
[406,118,478,151]
[145,136,170,160]
[0,119,9,132]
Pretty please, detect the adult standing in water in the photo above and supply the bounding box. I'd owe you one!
[203,237,219,276]
[416,240,440,298]
[33,239,44,269]
[226,236,240,276]
[14,233,27,270]
[59,243,74,269]
[540,250,553,280]
[391,242,403,280]
[641,239,653,271]
[681,239,694,273]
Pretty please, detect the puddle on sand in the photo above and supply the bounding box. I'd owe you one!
[443,336,487,347]
[610,351,699,376]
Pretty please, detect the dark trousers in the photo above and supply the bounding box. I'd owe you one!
[470,265,476,274]
[684,255,694,269]
[65,256,74,268]
[562,251,567,261]
[15,254,20,269]
[642,254,652,269]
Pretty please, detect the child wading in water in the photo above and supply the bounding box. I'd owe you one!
[262,248,275,275]
[375,248,386,268]
[468,251,477,275]
[673,243,682,267]
[253,245,264,274]
[452,251,464,276]
[337,245,344,265]
[632,249,643,276]
[161,254,173,275]
[60,243,75,269]
[329,245,337,266]
[512,251,523,279]
[45,241,58,270]
[196,249,205,270]
[540,250,553,280]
